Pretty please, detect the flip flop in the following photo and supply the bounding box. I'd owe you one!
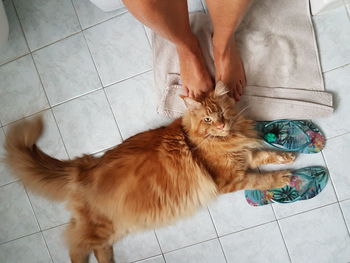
[256,120,325,154]
[245,166,329,206]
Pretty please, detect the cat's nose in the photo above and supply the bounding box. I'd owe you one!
[216,123,225,130]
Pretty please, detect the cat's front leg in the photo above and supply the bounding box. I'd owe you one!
[219,170,291,193]
[249,151,296,169]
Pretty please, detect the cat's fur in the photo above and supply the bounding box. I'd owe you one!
[5,81,295,263]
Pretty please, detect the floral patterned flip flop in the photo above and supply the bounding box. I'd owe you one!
[256,120,325,154]
[245,166,329,206]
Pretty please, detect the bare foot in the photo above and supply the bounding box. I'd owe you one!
[176,40,213,98]
[213,40,246,101]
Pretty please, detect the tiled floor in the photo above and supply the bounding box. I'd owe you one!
[0,0,350,262]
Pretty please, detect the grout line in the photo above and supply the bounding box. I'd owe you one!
[0,6,126,68]
[0,230,42,246]
[69,0,84,31]
[49,87,103,109]
[321,149,350,238]
[337,202,350,237]
[206,207,228,263]
[13,0,82,55]
[321,150,341,202]
[0,0,31,70]
[79,23,125,142]
[3,184,54,263]
[271,206,293,263]
[2,108,50,128]
[277,202,339,221]
[343,0,350,20]
[153,230,166,262]
[41,222,69,233]
[0,179,19,189]
[30,30,82,54]
[103,87,131,141]
[143,25,152,49]
[49,108,72,160]
[0,52,30,67]
[214,219,276,239]
[161,237,218,255]
[12,8,73,163]
[82,9,129,31]
[200,0,208,13]
[326,131,350,141]
[323,62,350,74]
[40,231,55,263]
[102,69,153,89]
[23,186,42,231]
[131,254,165,263]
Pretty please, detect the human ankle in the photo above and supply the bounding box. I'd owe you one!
[176,36,201,55]
[212,35,235,57]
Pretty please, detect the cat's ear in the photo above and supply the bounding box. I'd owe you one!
[214,81,230,97]
[180,96,203,111]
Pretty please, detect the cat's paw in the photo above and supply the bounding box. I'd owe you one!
[276,152,296,164]
[271,170,292,188]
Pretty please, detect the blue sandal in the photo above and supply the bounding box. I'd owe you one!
[245,166,329,206]
[256,120,325,154]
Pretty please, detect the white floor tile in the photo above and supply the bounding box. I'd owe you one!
[323,133,350,200]
[280,204,350,263]
[84,13,152,87]
[135,255,165,263]
[44,225,161,263]
[164,239,226,263]
[33,33,101,106]
[13,0,80,51]
[0,129,17,186]
[0,182,39,243]
[201,0,208,12]
[0,0,29,66]
[340,199,350,232]
[52,90,122,158]
[144,26,152,47]
[315,65,350,138]
[187,0,204,12]
[28,192,70,231]
[1,109,68,187]
[312,6,350,72]
[155,208,217,253]
[260,152,337,219]
[105,71,171,140]
[4,109,68,159]
[0,55,49,125]
[113,230,161,263]
[220,222,290,263]
[208,191,276,236]
[72,0,126,29]
[43,224,70,263]
[0,232,51,263]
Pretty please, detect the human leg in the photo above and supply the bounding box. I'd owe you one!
[122,0,213,98]
[205,0,251,100]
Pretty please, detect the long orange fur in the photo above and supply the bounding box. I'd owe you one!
[5,81,295,263]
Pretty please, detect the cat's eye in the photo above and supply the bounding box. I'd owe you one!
[203,117,212,123]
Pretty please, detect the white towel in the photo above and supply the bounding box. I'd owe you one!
[152,0,334,120]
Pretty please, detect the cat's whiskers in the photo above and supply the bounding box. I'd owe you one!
[192,134,211,151]
[229,105,250,127]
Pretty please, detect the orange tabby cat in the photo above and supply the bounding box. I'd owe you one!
[5,81,295,263]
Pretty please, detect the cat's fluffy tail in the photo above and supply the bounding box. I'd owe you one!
[5,117,75,201]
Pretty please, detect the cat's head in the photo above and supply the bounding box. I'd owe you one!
[182,81,244,138]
